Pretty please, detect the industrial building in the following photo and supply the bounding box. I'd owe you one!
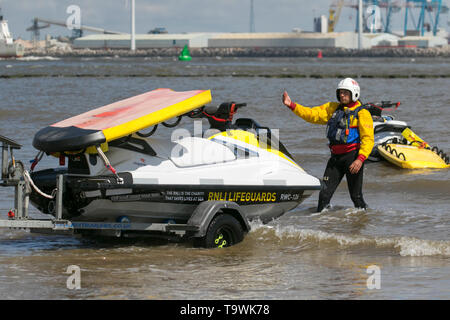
[207,32,372,49]
[73,32,374,50]
[73,33,221,49]
[65,0,450,50]
[72,31,448,50]
[397,35,448,48]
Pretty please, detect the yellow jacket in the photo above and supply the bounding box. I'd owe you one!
[291,101,374,160]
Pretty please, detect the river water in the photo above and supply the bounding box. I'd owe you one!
[0,56,449,300]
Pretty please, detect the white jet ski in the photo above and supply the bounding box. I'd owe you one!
[364,101,409,162]
[28,89,321,230]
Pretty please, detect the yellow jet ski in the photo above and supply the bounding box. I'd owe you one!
[377,128,449,169]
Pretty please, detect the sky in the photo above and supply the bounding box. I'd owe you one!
[1,0,449,40]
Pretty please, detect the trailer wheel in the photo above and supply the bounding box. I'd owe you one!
[194,213,244,248]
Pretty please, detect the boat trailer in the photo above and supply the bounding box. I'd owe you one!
[0,135,250,242]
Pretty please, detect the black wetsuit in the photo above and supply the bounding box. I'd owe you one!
[288,98,373,212]
[317,149,367,212]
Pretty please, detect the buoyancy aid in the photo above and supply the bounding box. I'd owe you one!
[326,105,366,145]
[290,100,374,161]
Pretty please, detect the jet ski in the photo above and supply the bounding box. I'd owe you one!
[364,101,449,168]
[28,89,321,233]
[364,101,409,162]
[377,127,450,169]
[377,143,450,169]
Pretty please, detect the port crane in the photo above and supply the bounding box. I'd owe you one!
[403,0,447,36]
[328,0,345,32]
[26,17,126,41]
[361,0,447,36]
[328,0,448,36]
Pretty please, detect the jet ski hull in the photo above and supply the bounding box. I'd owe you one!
[28,90,322,229]
[369,119,409,162]
[378,144,450,169]
[29,170,318,224]
[77,187,314,224]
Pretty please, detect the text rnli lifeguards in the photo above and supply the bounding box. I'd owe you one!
[208,191,277,202]
[162,190,303,204]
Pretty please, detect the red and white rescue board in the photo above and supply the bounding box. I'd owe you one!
[33,88,212,153]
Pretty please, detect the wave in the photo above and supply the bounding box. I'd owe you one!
[248,221,450,257]
[17,56,61,61]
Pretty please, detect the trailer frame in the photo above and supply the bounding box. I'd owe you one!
[0,135,250,243]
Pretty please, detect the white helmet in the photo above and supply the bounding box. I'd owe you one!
[336,78,360,102]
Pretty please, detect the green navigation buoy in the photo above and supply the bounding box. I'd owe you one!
[178,45,192,61]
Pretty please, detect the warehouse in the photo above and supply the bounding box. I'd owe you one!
[73,32,373,50]
[73,33,220,49]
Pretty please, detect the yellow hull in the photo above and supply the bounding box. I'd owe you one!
[33,89,212,153]
[101,89,211,142]
[378,144,450,169]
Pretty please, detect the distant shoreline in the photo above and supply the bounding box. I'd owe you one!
[23,46,450,58]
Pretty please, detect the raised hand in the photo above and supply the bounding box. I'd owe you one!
[282,91,292,107]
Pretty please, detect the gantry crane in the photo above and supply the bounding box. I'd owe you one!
[404,0,446,36]
[329,0,448,35]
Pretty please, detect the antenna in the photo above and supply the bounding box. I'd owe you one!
[249,0,255,32]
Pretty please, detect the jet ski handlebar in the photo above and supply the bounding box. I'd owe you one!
[187,102,247,119]
[186,102,247,131]
[364,101,400,117]
[368,101,401,109]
